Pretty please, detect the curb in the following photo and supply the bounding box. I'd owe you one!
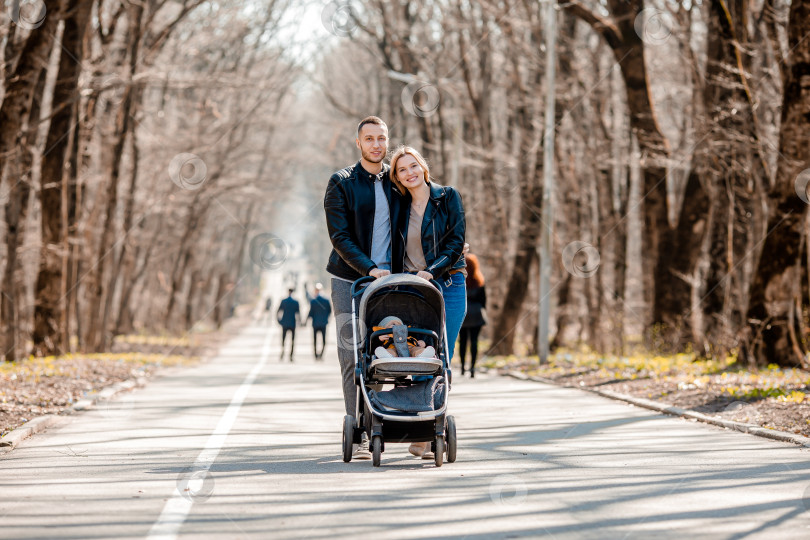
[0,376,148,455]
[0,415,59,453]
[505,370,810,448]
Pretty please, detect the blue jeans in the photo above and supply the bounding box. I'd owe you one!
[439,272,467,362]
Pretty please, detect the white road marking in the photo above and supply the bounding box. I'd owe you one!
[146,329,272,540]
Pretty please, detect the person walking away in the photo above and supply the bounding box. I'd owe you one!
[262,296,273,322]
[458,253,486,377]
[323,116,406,459]
[307,283,332,360]
[388,145,466,459]
[277,288,301,362]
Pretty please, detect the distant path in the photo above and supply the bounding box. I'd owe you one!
[1,324,809,539]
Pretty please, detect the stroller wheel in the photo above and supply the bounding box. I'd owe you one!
[371,436,382,467]
[342,415,355,463]
[434,436,444,467]
[446,415,457,463]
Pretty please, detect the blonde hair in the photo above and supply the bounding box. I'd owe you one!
[388,146,430,193]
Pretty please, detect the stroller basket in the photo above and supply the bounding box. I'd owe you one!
[369,358,442,378]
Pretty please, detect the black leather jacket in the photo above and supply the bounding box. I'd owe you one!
[324,162,406,281]
[396,182,466,280]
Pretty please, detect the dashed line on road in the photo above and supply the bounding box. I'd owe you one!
[146,329,273,540]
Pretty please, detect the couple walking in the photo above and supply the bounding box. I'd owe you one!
[275,284,332,362]
[324,116,467,459]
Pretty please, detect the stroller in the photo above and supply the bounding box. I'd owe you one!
[342,274,457,467]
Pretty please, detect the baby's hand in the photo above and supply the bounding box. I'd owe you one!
[417,340,426,347]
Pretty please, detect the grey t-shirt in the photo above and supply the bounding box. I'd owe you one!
[404,204,426,272]
[370,175,391,271]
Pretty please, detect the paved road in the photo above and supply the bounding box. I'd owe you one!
[2,324,810,539]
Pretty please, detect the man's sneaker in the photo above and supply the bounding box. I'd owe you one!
[353,433,372,460]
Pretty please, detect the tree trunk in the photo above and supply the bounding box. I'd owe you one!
[563,0,672,341]
[32,0,92,355]
[695,0,764,357]
[740,0,810,368]
[2,177,32,362]
[213,272,229,330]
[224,201,257,317]
[489,167,543,354]
[64,91,86,352]
[86,2,144,351]
[652,172,710,351]
[0,2,61,361]
[116,214,163,334]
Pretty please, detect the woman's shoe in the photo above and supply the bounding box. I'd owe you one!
[421,450,435,460]
[408,443,426,457]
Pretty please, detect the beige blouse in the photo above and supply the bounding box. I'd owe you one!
[404,205,427,272]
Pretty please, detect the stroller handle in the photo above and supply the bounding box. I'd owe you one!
[351,274,444,299]
[350,276,376,299]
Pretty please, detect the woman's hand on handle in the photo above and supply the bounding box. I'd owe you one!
[417,270,433,281]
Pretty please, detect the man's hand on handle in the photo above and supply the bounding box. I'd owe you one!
[369,268,390,279]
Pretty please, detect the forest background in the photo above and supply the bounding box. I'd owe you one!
[1,0,809,420]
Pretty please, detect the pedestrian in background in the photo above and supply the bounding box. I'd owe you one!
[458,253,486,377]
[262,296,273,322]
[306,283,332,360]
[277,288,301,362]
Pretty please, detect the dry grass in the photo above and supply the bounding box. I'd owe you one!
[484,349,810,437]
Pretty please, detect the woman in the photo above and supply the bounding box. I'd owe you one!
[389,145,466,459]
[458,253,486,377]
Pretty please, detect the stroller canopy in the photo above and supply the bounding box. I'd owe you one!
[357,274,445,344]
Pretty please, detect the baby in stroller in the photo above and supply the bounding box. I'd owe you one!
[373,315,436,359]
[371,315,442,460]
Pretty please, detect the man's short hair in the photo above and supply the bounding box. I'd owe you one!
[288,288,294,294]
[357,116,387,136]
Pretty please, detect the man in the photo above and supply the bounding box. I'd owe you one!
[306,283,332,360]
[323,116,405,459]
[277,288,301,362]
